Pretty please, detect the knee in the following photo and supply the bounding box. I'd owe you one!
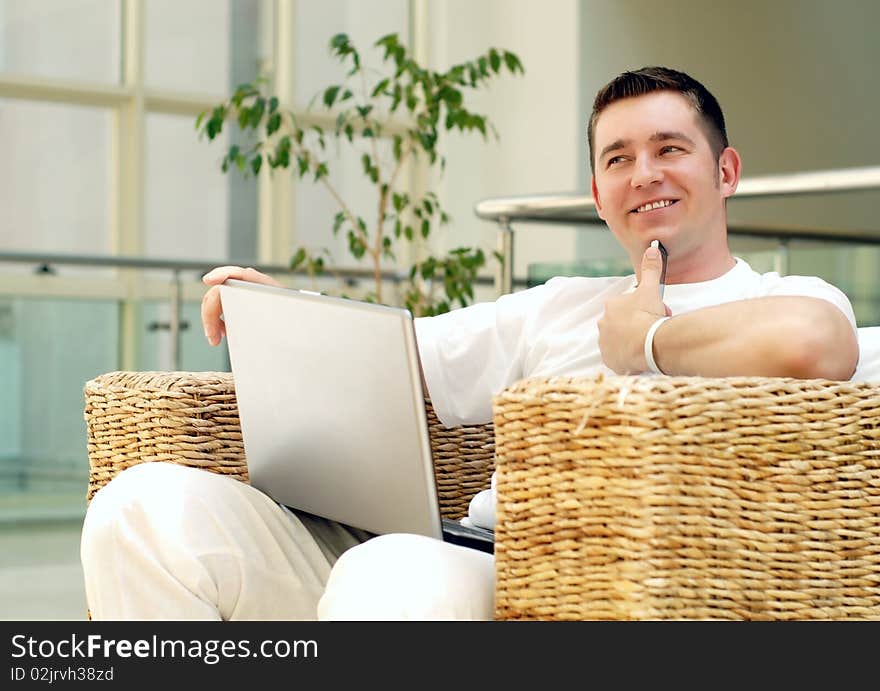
[318,533,495,620]
[86,462,202,522]
[82,463,214,559]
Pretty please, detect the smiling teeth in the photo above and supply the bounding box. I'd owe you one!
[636,200,675,213]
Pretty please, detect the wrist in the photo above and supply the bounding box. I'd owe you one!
[644,316,671,374]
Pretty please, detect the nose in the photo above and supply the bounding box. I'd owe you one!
[630,154,663,188]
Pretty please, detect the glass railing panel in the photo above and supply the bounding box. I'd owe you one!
[139,299,230,372]
[0,295,118,523]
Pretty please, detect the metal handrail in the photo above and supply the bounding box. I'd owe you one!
[475,165,880,294]
[0,251,407,281]
[0,251,496,370]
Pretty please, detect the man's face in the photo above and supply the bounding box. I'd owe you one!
[590,91,738,268]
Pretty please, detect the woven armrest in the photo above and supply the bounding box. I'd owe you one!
[83,371,493,519]
[492,374,880,620]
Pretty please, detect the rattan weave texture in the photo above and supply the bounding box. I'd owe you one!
[492,375,880,620]
[83,371,494,520]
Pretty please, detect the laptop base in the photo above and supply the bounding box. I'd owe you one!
[441,518,494,554]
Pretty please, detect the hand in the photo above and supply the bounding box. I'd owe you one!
[598,245,672,373]
[200,266,282,346]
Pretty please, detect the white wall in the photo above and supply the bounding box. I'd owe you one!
[425,0,581,286]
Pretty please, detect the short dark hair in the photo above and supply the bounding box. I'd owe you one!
[587,66,729,172]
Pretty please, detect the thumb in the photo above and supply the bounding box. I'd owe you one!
[637,244,663,297]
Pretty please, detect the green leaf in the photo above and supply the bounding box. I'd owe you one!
[375,33,398,52]
[333,211,346,235]
[489,49,501,73]
[467,64,477,86]
[323,85,341,109]
[236,107,250,130]
[421,219,430,238]
[250,98,265,128]
[269,96,279,113]
[405,84,417,111]
[290,247,307,270]
[250,155,263,176]
[296,155,309,176]
[371,78,390,97]
[392,192,408,213]
[382,236,394,260]
[503,51,524,74]
[314,162,328,181]
[266,112,281,136]
[348,230,366,259]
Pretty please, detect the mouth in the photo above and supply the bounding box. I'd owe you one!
[630,199,679,214]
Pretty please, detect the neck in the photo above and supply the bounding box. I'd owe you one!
[632,236,736,285]
[664,244,737,284]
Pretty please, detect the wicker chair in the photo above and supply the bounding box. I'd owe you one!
[83,370,880,620]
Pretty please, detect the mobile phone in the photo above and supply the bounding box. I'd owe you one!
[650,239,668,299]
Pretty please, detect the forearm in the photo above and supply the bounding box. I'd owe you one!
[652,296,859,379]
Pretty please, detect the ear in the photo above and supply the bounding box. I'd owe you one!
[591,175,606,220]
[718,146,742,199]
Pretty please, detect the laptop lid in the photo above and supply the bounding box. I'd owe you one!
[219,279,443,539]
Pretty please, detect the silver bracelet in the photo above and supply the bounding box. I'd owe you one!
[644,316,671,375]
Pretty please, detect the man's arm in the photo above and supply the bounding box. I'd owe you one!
[650,296,858,379]
[599,246,859,380]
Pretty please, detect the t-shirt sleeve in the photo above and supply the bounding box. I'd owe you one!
[759,273,858,334]
[414,283,550,427]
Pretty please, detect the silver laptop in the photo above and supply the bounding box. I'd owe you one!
[219,279,493,549]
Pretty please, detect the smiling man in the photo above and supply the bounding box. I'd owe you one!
[588,68,858,380]
[82,66,860,621]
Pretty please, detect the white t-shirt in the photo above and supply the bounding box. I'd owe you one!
[416,257,856,429]
[416,258,857,530]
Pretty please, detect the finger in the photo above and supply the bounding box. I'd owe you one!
[637,244,663,297]
[202,265,282,288]
[665,303,673,317]
[202,265,245,286]
[201,285,225,346]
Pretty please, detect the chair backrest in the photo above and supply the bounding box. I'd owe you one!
[84,371,494,520]
[854,326,880,382]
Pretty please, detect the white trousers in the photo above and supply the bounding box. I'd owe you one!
[80,463,495,620]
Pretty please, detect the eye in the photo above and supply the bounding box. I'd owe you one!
[606,155,627,167]
[660,145,683,155]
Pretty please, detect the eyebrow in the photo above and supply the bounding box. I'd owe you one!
[598,131,697,162]
[650,130,696,146]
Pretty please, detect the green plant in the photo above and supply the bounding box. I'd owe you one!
[197,32,523,316]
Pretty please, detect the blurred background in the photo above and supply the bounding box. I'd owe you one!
[1,0,878,619]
